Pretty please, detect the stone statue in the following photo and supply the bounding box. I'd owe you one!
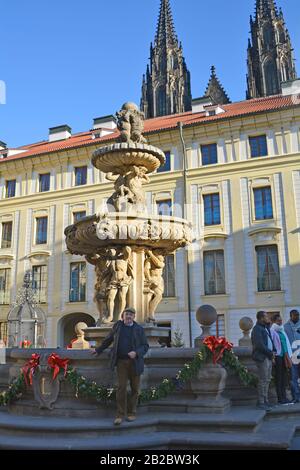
[126,165,150,210]
[105,165,150,213]
[144,249,165,323]
[116,102,147,144]
[86,252,112,324]
[71,322,90,350]
[105,246,134,323]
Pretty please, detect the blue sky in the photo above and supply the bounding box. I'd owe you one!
[1,0,299,148]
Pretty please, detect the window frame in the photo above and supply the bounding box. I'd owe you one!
[0,268,11,305]
[256,244,281,292]
[253,186,274,221]
[5,179,16,198]
[1,221,13,249]
[163,254,176,298]
[74,166,87,186]
[39,173,51,193]
[203,250,226,296]
[32,265,47,304]
[201,143,218,166]
[249,135,268,158]
[35,216,48,245]
[203,193,221,226]
[69,262,86,302]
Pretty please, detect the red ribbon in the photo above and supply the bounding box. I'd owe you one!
[47,353,69,380]
[203,336,233,364]
[22,353,40,386]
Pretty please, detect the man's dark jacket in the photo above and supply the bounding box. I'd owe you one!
[251,322,274,362]
[95,320,149,375]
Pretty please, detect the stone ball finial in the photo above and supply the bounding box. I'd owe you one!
[121,102,139,112]
[196,305,218,326]
[239,317,253,333]
[238,316,254,347]
[75,322,88,336]
[194,305,217,347]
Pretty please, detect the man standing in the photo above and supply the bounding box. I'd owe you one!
[251,311,276,410]
[284,310,300,403]
[93,307,149,425]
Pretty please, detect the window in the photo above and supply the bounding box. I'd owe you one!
[0,269,10,304]
[210,314,225,338]
[156,199,172,216]
[249,135,268,158]
[163,255,175,298]
[204,250,226,295]
[5,180,16,198]
[0,322,8,345]
[35,217,48,245]
[253,187,273,220]
[1,222,12,248]
[156,87,166,117]
[157,151,171,173]
[203,193,221,226]
[256,245,281,292]
[32,265,47,303]
[264,61,279,95]
[73,211,86,223]
[75,166,87,186]
[70,262,86,302]
[39,173,50,192]
[201,143,218,165]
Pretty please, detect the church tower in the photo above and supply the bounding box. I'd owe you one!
[247,0,296,99]
[140,0,192,118]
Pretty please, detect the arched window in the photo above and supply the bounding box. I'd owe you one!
[276,26,285,44]
[264,60,279,95]
[263,24,273,49]
[156,87,166,116]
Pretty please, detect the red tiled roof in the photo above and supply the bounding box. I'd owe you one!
[1,94,298,163]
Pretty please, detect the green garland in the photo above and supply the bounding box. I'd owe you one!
[0,346,257,407]
[0,374,26,406]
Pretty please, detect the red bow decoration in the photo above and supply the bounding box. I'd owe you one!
[22,353,40,386]
[203,336,233,364]
[47,353,69,380]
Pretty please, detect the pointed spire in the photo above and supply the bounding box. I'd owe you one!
[155,0,178,48]
[255,0,278,20]
[204,65,231,105]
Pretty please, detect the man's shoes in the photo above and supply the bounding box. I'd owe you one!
[292,398,300,404]
[114,418,122,426]
[126,415,136,422]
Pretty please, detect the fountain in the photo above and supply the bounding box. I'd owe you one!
[64,102,193,346]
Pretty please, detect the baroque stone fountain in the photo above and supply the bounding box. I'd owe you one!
[64,102,193,346]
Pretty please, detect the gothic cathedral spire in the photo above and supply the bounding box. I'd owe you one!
[140,0,192,118]
[246,0,296,99]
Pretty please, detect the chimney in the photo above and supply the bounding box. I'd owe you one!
[0,141,7,150]
[191,96,213,113]
[49,125,72,142]
[92,115,117,139]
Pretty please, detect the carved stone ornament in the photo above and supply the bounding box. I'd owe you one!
[31,352,62,410]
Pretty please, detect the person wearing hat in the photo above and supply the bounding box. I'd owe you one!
[92,307,149,425]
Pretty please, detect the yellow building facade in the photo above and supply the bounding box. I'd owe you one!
[0,88,300,347]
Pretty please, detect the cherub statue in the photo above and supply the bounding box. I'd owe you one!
[116,102,147,144]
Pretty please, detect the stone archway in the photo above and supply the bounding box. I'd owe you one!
[57,313,96,348]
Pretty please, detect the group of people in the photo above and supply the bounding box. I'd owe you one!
[251,309,300,410]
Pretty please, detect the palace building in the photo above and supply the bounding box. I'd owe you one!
[0,0,299,347]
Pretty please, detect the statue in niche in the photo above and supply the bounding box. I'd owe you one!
[116,102,147,144]
[144,249,165,323]
[105,246,134,323]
